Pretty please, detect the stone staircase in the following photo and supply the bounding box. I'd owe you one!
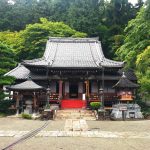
[55,109,96,120]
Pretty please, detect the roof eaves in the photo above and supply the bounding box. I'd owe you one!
[4,63,21,76]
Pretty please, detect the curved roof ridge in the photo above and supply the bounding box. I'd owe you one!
[95,41,104,63]
[4,63,22,76]
[88,43,99,67]
[104,58,124,65]
[49,42,59,66]
[4,64,30,79]
[7,79,44,91]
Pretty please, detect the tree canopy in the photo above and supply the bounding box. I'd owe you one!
[0,42,16,99]
[116,0,150,99]
[0,0,144,58]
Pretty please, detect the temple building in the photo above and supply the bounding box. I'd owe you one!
[5,37,137,110]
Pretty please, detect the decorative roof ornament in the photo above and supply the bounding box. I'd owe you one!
[113,72,139,89]
[122,72,126,78]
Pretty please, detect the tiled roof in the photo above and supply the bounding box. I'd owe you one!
[118,69,137,81]
[7,78,44,91]
[4,64,30,79]
[23,37,124,68]
[113,73,139,88]
[5,64,137,81]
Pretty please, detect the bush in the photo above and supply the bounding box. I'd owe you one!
[21,113,32,119]
[90,102,101,110]
[136,99,150,113]
[142,112,150,119]
[0,99,16,115]
[0,112,6,117]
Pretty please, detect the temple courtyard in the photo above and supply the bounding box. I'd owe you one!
[0,118,150,150]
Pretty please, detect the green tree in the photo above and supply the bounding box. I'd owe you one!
[67,0,101,36]
[0,42,16,99]
[136,46,150,100]
[0,31,21,53]
[17,18,87,60]
[116,0,150,100]
[116,7,150,68]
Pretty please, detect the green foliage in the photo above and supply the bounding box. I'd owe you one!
[137,99,150,119]
[0,99,16,115]
[0,112,6,117]
[116,7,150,68]
[17,18,87,60]
[0,91,5,100]
[0,42,16,99]
[21,113,32,119]
[116,2,150,101]
[0,42,16,85]
[90,102,101,110]
[0,31,20,47]
[0,0,144,59]
[136,46,150,99]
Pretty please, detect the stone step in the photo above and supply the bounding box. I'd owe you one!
[55,109,96,120]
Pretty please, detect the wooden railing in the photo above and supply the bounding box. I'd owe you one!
[89,93,117,102]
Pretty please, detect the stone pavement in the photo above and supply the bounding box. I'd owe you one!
[64,119,88,131]
[0,130,150,139]
[0,119,150,139]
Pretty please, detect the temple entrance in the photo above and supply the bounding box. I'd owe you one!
[69,82,78,98]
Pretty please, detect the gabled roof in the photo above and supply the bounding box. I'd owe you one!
[22,37,124,68]
[113,72,139,89]
[7,78,44,91]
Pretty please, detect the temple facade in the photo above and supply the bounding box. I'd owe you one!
[5,37,137,110]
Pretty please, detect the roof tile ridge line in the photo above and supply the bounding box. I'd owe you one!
[88,43,99,67]
[49,42,59,66]
[4,63,22,76]
[48,37,98,40]
[95,41,105,64]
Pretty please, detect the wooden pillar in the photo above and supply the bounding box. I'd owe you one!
[59,80,63,99]
[16,92,20,115]
[85,80,89,98]
[33,92,37,111]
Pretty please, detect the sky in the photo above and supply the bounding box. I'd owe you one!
[8,0,146,5]
[128,0,146,5]
[129,0,139,5]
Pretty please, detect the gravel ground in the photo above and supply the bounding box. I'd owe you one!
[0,118,150,150]
[87,120,150,132]
[0,137,150,150]
[0,118,65,131]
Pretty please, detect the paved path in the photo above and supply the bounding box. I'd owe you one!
[64,119,88,131]
[0,119,150,139]
[1,119,150,150]
[0,130,150,139]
